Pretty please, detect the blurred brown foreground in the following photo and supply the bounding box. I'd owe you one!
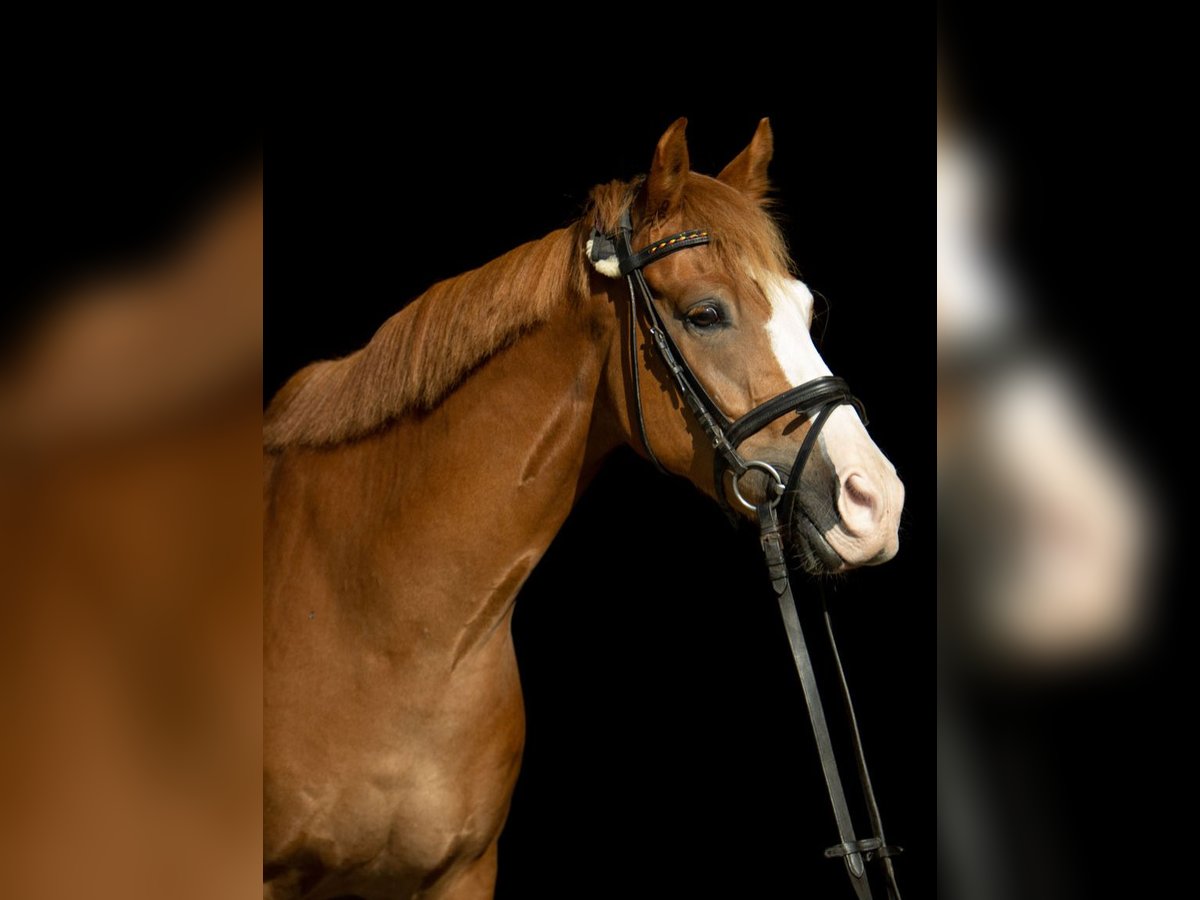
[0,175,262,900]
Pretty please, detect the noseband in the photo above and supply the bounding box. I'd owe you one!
[591,208,866,522]
[590,208,903,900]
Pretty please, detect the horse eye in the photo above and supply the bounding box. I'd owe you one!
[687,304,724,329]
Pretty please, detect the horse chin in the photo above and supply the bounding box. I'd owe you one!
[788,505,846,575]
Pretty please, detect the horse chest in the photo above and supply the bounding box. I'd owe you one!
[266,643,525,895]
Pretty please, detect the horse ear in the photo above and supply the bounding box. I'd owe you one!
[717,117,774,200]
[644,117,691,221]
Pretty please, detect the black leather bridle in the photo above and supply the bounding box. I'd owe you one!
[589,208,903,900]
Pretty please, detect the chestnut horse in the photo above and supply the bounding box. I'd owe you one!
[264,118,904,899]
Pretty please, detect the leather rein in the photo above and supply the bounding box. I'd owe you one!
[589,208,903,900]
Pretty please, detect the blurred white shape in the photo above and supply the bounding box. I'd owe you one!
[952,363,1152,666]
[937,134,1015,346]
[937,118,1153,671]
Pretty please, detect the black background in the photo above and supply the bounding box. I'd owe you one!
[260,44,929,897]
[265,91,928,897]
[8,41,931,899]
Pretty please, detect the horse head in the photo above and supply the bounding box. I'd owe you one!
[588,118,904,573]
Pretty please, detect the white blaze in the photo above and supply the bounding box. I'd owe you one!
[765,274,866,455]
[937,137,1016,343]
[762,273,903,564]
[763,275,866,457]
[763,276,830,385]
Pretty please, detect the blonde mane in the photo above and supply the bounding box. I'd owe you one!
[264,174,790,450]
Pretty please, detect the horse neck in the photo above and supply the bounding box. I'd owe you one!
[265,270,622,667]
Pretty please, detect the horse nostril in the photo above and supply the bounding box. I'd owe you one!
[838,471,882,536]
[844,472,877,508]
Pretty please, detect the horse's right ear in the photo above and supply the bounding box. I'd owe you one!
[717,117,774,201]
[643,118,690,222]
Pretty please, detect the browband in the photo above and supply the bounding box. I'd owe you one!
[588,208,712,277]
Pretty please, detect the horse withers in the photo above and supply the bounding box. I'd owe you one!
[264,118,903,900]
